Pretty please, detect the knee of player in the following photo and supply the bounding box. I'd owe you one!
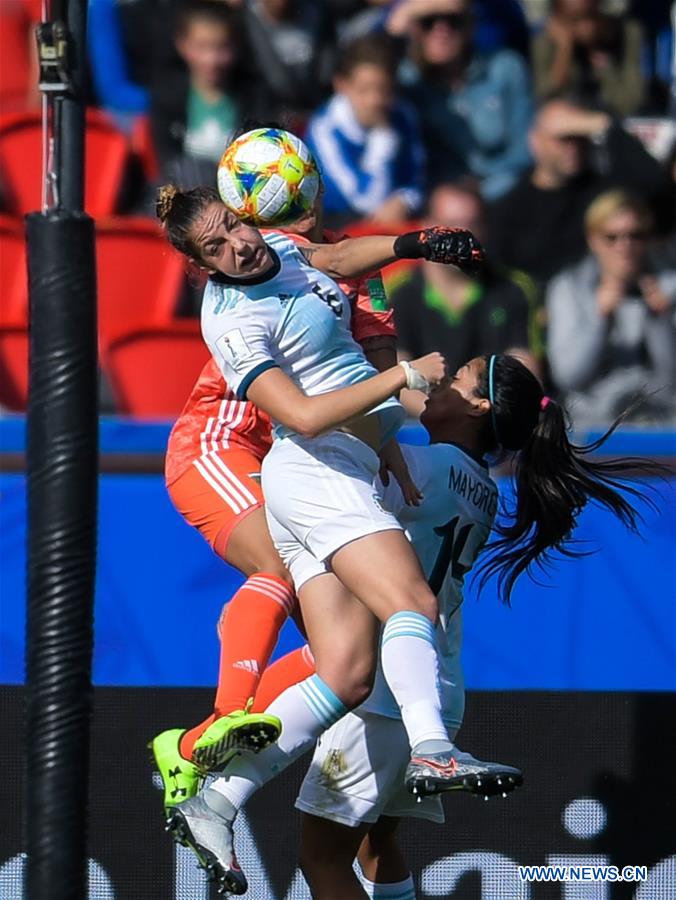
[390,583,439,624]
[340,669,375,709]
[267,563,294,590]
[319,660,375,710]
[416,591,439,624]
[248,555,291,585]
[345,674,375,709]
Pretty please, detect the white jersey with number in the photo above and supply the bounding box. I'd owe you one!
[359,442,498,727]
[201,231,404,442]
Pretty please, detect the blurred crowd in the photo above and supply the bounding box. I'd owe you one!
[1,0,675,427]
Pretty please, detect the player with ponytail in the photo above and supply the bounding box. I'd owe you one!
[296,353,658,900]
[150,184,413,811]
[474,353,651,601]
[154,183,524,896]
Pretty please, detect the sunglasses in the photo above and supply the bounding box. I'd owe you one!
[419,13,469,31]
[601,230,649,244]
[553,133,587,143]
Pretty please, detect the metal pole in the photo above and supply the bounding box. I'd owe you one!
[25,1,98,898]
[59,0,87,211]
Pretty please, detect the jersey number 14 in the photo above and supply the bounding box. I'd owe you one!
[429,516,474,594]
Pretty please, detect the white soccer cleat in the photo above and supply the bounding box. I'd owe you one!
[165,795,247,895]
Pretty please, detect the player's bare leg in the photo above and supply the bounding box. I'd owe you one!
[357,816,409,886]
[330,529,437,624]
[218,505,290,580]
[299,574,379,709]
[300,813,371,899]
[331,530,523,799]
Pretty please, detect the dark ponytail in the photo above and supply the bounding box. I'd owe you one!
[476,354,658,603]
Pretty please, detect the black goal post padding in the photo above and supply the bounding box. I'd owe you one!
[25,210,98,900]
[25,0,98,896]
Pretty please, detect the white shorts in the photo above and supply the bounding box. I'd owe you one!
[295,710,458,828]
[262,432,402,591]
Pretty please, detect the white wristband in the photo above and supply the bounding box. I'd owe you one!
[399,360,431,394]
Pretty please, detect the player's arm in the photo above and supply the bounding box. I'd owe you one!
[298,227,485,281]
[246,355,444,439]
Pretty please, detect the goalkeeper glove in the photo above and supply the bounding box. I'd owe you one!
[394,227,484,273]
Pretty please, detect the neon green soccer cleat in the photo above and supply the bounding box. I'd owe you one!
[149,728,201,812]
[192,709,282,772]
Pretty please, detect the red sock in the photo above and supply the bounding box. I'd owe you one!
[252,644,316,712]
[179,573,294,760]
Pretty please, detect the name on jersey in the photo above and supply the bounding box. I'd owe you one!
[449,466,498,516]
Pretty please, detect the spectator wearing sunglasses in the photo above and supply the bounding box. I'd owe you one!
[387,0,533,201]
[547,190,676,427]
[487,96,673,290]
[387,0,531,59]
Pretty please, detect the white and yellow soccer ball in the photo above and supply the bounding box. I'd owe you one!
[217,127,320,226]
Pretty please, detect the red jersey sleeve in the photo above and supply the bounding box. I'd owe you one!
[283,229,397,344]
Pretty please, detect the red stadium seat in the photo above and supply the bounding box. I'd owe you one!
[0,1,41,114]
[103,322,210,417]
[96,217,186,348]
[0,215,27,326]
[0,325,28,410]
[0,109,129,217]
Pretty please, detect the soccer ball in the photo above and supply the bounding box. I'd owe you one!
[217,128,320,226]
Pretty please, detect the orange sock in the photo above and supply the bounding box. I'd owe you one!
[179,573,294,760]
[252,644,316,712]
[180,714,215,760]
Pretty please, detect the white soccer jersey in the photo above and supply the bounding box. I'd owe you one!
[201,231,404,441]
[360,442,498,726]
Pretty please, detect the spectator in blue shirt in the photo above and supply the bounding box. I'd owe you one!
[88,0,151,125]
[388,0,533,200]
[305,34,425,226]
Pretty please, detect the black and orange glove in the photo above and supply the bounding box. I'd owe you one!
[394,227,484,273]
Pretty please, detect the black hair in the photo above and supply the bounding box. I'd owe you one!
[156,183,219,260]
[475,354,658,603]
